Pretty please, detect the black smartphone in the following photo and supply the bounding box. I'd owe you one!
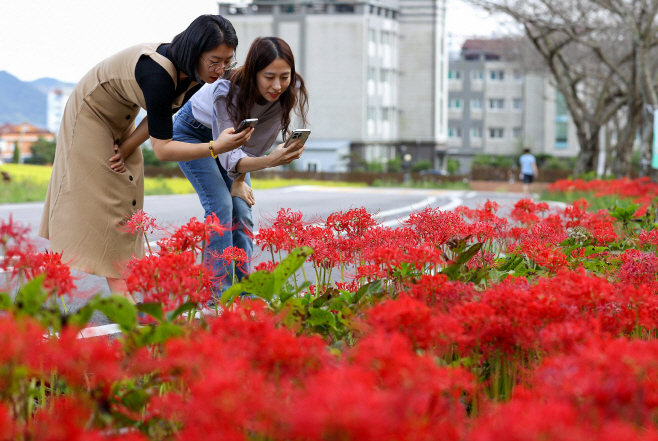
[235,118,258,133]
[284,129,311,148]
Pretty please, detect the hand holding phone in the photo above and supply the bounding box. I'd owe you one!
[235,118,258,134]
[284,129,311,148]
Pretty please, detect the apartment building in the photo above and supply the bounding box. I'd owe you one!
[447,39,578,170]
[397,0,448,169]
[217,0,448,171]
[47,87,74,135]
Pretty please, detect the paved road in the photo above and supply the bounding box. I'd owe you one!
[0,186,534,329]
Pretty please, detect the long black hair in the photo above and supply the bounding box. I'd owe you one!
[227,37,309,141]
[169,15,238,83]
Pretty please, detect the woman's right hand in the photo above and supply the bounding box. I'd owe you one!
[230,175,255,207]
[213,126,254,155]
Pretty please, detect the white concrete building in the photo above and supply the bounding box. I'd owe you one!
[47,87,74,135]
[447,39,579,170]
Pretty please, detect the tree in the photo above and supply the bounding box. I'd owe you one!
[12,142,20,164]
[28,137,57,165]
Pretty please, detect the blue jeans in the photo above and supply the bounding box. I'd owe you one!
[173,103,253,297]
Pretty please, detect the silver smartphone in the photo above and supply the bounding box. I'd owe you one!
[284,129,311,148]
[235,118,258,133]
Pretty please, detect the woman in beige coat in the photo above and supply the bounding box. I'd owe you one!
[39,14,254,298]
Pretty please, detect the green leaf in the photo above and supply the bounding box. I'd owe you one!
[584,246,607,257]
[307,307,336,329]
[137,302,164,322]
[121,389,150,413]
[0,293,11,310]
[137,322,183,345]
[272,246,314,292]
[221,283,244,306]
[92,296,138,333]
[442,243,483,280]
[15,275,48,316]
[237,271,276,302]
[38,309,63,332]
[279,281,311,305]
[67,303,95,329]
[166,301,199,321]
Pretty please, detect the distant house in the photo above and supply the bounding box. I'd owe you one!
[0,123,55,162]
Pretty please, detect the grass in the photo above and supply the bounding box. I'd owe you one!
[0,164,370,204]
[539,189,623,211]
[372,178,472,191]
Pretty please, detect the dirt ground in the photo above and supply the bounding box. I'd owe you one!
[468,180,551,194]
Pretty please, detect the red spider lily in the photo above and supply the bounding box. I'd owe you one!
[120,209,159,235]
[215,246,248,268]
[279,332,474,441]
[41,327,128,395]
[298,226,340,269]
[618,249,658,290]
[510,198,550,224]
[402,207,466,247]
[467,399,658,441]
[21,250,77,299]
[364,295,463,355]
[0,317,49,384]
[638,229,658,247]
[157,214,228,256]
[255,208,307,254]
[253,261,279,272]
[405,273,476,310]
[325,207,379,238]
[528,338,658,427]
[125,250,213,309]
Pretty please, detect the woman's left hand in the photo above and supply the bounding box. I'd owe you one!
[109,145,126,173]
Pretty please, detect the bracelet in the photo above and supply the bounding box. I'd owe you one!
[209,141,218,159]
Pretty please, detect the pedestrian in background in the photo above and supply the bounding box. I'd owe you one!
[519,148,539,195]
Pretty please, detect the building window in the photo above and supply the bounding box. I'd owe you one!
[471,127,482,138]
[489,70,505,81]
[368,67,376,82]
[380,69,389,83]
[471,99,482,109]
[368,29,377,43]
[513,127,523,138]
[471,70,484,80]
[381,31,391,45]
[513,98,524,110]
[513,70,524,82]
[448,127,462,138]
[306,160,320,172]
[448,99,463,109]
[489,128,504,138]
[382,108,391,121]
[448,70,462,80]
[488,98,505,110]
[368,107,376,122]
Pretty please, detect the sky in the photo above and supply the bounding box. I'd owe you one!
[0,0,510,84]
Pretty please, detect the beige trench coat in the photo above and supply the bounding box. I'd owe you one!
[39,43,197,278]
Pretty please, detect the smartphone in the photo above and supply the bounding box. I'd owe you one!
[284,129,311,148]
[235,118,258,133]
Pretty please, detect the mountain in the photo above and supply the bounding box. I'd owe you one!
[0,71,75,129]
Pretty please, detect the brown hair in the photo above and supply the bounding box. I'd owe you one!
[226,37,309,141]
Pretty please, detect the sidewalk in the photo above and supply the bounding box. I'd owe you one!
[468,180,550,194]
